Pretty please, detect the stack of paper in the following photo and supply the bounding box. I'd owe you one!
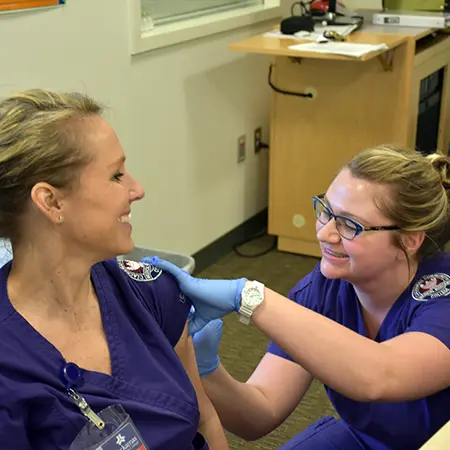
[263,24,358,42]
[288,42,389,58]
[304,24,358,37]
[263,30,300,40]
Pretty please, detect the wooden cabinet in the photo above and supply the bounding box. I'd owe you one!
[229,26,450,257]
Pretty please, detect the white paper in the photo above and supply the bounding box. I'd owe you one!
[288,42,389,58]
[264,24,359,42]
[300,24,358,38]
[263,30,301,40]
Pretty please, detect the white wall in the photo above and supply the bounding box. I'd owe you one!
[0,0,288,255]
[281,0,382,14]
[0,0,381,256]
[345,0,382,10]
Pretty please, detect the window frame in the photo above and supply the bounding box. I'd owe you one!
[129,0,282,55]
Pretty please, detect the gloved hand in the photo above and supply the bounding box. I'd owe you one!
[192,318,223,377]
[142,256,247,334]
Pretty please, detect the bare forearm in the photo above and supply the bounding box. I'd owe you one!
[252,288,385,402]
[202,365,277,440]
[199,414,229,450]
[175,329,228,449]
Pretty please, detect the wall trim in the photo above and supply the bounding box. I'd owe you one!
[193,208,268,273]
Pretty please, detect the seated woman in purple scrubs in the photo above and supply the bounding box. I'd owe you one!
[0,89,228,450]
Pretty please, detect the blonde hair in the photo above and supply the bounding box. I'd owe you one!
[347,145,450,259]
[0,89,102,242]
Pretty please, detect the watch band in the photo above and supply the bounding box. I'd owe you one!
[239,280,265,325]
[239,303,253,325]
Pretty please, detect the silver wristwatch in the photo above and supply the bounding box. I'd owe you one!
[239,281,265,325]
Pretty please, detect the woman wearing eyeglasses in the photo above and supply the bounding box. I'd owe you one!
[146,145,450,450]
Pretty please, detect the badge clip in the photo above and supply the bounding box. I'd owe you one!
[62,362,105,430]
[67,388,105,430]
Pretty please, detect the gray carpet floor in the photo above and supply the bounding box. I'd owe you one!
[198,235,336,449]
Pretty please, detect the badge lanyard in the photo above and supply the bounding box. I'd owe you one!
[61,362,149,450]
[61,362,105,430]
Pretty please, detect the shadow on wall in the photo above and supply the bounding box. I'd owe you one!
[184,53,270,184]
[183,52,271,230]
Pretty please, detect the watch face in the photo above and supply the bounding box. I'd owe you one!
[245,287,263,306]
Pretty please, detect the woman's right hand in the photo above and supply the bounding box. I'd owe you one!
[192,318,224,377]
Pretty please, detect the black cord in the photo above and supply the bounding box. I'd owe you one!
[291,0,313,16]
[301,1,314,14]
[233,230,277,258]
[268,64,313,98]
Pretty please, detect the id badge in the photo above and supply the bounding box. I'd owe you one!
[70,404,149,450]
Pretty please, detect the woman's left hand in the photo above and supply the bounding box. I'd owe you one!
[192,318,224,377]
[142,256,247,334]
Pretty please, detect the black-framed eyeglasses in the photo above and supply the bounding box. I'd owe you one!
[312,194,400,241]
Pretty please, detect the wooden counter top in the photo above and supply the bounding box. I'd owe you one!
[228,21,442,61]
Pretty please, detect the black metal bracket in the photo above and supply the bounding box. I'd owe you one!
[289,56,302,65]
[378,50,394,71]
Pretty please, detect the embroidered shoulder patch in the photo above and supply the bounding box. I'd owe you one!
[412,273,450,301]
[117,259,162,282]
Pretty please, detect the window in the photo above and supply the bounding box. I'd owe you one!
[141,0,263,25]
[129,0,281,54]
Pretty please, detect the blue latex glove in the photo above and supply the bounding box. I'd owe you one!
[192,318,223,377]
[142,256,247,334]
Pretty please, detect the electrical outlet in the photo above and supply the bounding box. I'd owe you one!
[237,135,246,163]
[254,127,262,153]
